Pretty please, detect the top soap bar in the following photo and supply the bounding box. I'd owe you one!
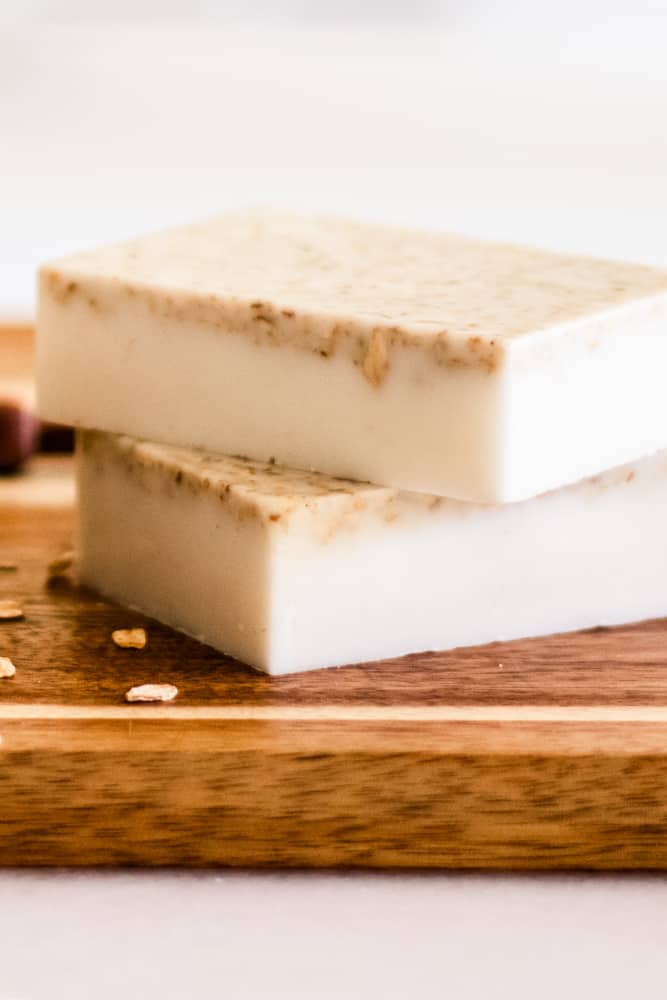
[37,210,667,501]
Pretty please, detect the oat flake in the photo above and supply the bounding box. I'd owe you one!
[0,656,16,678]
[125,683,178,703]
[47,550,75,577]
[0,600,24,621]
[112,628,147,649]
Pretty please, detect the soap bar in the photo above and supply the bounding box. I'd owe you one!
[77,430,667,675]
[40,211,667,502]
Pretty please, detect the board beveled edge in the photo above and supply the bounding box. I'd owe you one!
[4,715,667,869]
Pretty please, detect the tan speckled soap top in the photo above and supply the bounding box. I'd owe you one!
[80,429,390,523]
[46,210,667,379]
[81,431,667,537]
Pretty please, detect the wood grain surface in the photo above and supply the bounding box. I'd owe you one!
[3,459,667,869]
[0,323,33,379]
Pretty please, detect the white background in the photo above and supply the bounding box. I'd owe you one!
[2,3,667,317]
[2,3,667,997]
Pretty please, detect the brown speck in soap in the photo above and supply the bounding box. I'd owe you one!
[0,562,17,572]
[281,309,294,318]
[46,272,80,304]
[362,328,390,387]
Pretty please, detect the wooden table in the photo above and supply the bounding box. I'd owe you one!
[3,454,667,868]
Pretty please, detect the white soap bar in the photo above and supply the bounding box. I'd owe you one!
[38,211,667,503]
[77,430,667,675]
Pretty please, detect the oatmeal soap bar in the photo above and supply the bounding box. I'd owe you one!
[78,430,667,675]
[41,211,667,503]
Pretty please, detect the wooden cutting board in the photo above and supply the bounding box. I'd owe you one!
[3,457,667,869]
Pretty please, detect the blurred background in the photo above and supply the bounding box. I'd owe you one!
[2,0,667,321]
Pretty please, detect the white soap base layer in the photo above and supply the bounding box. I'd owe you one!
[77,431,667,675]
[38,211,667,503]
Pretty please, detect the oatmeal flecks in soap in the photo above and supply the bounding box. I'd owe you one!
[37,211,667,502]
[77,429,667,675]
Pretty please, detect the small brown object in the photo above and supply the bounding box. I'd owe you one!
[0,562,18,572]
[0,599,24,621]
[112,628,147,650]
[0,400,39,471]
[125,683,178,703]
[38,422,75,454]
[0,655,16,678]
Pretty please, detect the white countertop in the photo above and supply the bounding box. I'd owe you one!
[2,871,667,998]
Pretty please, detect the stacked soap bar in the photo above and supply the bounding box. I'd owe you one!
[37,211,667,673]
[38,210,667,502]
[77,431,667,674]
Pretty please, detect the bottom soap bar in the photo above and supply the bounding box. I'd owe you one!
[77,430,667,675]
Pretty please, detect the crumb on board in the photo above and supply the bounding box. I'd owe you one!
[0,656,16,678]
[47,550,75,579]
[125,682,178,703]
[0,600,24,621]
[113,628,147,650]
[0,562,18,572]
